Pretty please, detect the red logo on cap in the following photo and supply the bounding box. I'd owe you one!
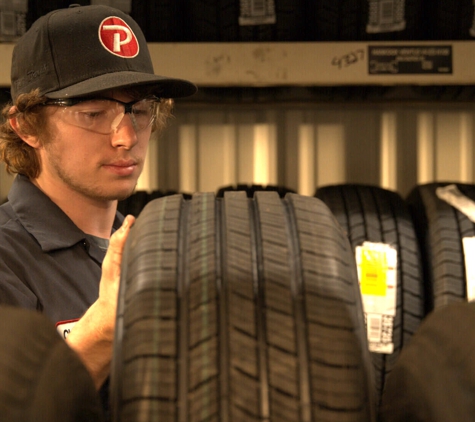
[98,16,139,58]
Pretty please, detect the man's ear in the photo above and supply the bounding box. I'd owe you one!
[8,106,41,149]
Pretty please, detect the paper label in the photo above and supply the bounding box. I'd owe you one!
[436,184,475,224]
[239,0,276,26]
[463,237,475,301]
[356,242,397,354]
[366,0,406,34]
[0,0,27,40]
[56,319,79,340]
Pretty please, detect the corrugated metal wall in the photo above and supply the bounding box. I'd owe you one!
[137,103,475,199]
[1,103,475,201]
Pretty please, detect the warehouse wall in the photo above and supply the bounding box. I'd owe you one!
[138,103,475,199]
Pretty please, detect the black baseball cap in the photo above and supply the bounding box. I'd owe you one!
[10,4,197,102]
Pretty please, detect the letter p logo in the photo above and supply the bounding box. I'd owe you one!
[99,17,139,58]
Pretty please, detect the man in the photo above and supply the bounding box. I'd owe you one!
[0,1,196,405]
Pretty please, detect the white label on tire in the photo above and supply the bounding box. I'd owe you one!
[356,242,397,354]
[0,0,27,39]
[239,0,276,26]
[436,184,475,223]
[462,237,475,301]
[366,0,406,34]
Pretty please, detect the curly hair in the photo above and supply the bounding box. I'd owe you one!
[0,89,174,179]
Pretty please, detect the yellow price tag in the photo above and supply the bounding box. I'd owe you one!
[360,248,387,296]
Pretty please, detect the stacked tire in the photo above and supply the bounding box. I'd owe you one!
[315,184,426,407]
[406,182,475,311]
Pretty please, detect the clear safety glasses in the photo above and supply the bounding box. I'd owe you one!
[42,97,159,134]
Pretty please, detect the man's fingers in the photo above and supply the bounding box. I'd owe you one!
[111,214,135,251]
[102,215,135,280]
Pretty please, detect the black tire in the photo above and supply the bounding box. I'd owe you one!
[131,0,185,41]
[111,191,376,422]
[184,0,306,41]
[406,182,475,311]
[306,0,426,41]
[315,184,426,406]
[118,191,192,218]
[216,184,296,198]
[26,0,90,30]
[117,191,150,218]
[0,307,103,422]
[426,0,475,40]
[379,301,475,422]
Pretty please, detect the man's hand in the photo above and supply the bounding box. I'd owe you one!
[66,215,135,389]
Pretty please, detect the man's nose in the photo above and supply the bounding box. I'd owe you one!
[110,113,138,149]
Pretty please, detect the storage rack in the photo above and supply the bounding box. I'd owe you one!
[0,41,474,88]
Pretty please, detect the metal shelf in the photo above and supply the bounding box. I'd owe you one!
[0,41,473,88]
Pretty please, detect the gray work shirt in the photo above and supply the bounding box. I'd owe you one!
[0,174,123,325]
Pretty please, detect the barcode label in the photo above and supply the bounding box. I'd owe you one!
[366,0,406,33]
[239,0,276,26]
[356,242,397,355]
[380,0,394,23]
[365,313,394,354]
[251,0,265,16]
[0,11,16,36]
[367,314,382,342]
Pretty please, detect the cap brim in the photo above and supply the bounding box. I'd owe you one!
[44,71,197,99]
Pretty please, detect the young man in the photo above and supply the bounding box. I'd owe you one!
[0,3,196,394]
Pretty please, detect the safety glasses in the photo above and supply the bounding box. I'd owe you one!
[42,96,159,134]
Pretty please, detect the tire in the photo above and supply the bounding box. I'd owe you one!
[111,191,376,422]
[379,301,475,422]
[118,191,191,218]
[117,191,150,218]
[305,0,426,41]
[216,184,296,198]
[426,0,475,40]
[0,307,103,422]
[184,0,306,41]
[131,0,185,41]
[406,182,475,311]
[315,184,426,406]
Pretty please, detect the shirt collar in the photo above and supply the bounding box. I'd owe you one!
[8,174,123,252]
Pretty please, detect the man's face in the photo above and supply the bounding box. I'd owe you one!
[36,91,152,202]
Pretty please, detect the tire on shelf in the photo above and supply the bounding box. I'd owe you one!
[406,182,475,311]
[111,191,376,422]
[184,0,306,41]
[131,0,185,42]
[315,184,426,406]
[425,0,475,40]
[305,0,426,41]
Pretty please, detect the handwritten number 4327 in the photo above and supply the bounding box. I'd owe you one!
[332,49,365,69]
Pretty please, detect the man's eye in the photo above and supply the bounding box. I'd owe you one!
[75,108,111,120]
[81,111,105,118]
[132,109,149,116]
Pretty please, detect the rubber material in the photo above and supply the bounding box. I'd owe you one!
[315,184,425,406]
[406,182,475,311]
[111,191,376,422]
